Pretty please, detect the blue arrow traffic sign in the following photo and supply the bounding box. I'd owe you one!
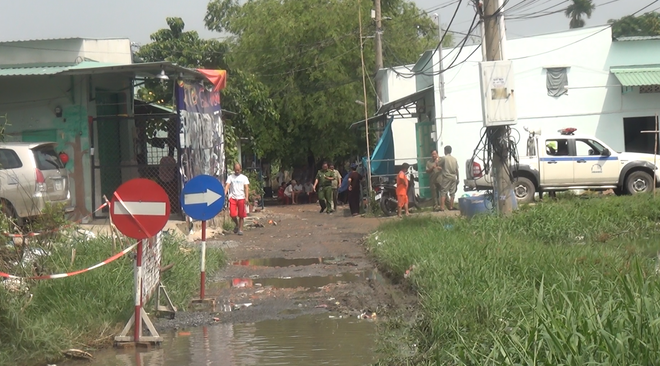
[180,174,226,221]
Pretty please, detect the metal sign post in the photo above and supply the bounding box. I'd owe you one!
[180,174,226,306]
[641,113,659,196]
[110,179,172,346]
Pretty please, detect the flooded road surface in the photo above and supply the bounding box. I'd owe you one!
[61,314,376,366]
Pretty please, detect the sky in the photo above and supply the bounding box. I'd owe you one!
[0,0,656,46]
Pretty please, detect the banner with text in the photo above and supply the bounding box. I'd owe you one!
[175,80,225,183]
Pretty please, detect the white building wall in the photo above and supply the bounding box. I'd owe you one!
[0,38,132,66]
[82,39,133,64]
[422,25,660,197]
[378,67,418,164]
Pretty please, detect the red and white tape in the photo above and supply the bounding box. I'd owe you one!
[0,241,138,280]
[2,202,108,239]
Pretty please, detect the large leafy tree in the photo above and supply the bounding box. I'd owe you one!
[609,12,660,38]
[136,17,279,161]
[205,0,437,166]
[565,0,596,29]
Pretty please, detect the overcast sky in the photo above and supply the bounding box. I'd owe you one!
[0,0,655,45]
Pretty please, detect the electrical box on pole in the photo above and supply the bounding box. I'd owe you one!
[478,60,517,127]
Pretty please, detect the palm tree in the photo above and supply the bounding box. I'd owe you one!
[565,0,596,29]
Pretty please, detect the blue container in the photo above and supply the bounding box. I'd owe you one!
[459,190,518,219]
[458,195,492,218]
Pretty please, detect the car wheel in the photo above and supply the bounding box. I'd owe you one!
[513,177,536,204]
[624,171,653,195]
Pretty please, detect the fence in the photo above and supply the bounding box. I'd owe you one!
[92,114,182,219]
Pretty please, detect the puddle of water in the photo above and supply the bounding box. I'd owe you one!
[228,272,364,290]
[206,269,384,296]
[60,314,376,366]
[232,257,337,267]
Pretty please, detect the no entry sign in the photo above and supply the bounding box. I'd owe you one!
[110,178,171,240]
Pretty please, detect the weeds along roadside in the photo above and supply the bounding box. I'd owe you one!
[0,219,225,366]
[368,195,660,365]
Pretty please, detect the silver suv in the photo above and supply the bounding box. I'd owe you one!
[0,142,73,223]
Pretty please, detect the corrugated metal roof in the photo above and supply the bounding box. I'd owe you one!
[611,65,660,86]
[614,35,660,42]
[0,61,127,77]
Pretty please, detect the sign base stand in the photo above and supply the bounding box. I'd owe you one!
[155,283,177,319]
[114,308,162,345]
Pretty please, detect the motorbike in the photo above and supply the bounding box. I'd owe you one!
[375,170,428,217]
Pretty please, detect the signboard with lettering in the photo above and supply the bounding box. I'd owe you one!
[175,80,225,183]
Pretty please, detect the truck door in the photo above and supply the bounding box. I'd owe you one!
[572,138,619,184]
[540,138,574,185]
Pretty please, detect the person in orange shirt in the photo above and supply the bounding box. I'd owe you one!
[396,163,410,217]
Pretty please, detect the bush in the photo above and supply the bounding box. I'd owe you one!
[368,195,660,365]
[0,231,225,366]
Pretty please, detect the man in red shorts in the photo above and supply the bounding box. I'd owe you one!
[396,163,410,218]
[225,163,250,235]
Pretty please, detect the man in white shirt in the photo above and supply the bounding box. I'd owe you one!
[225,163,250,235]
[303,181,316,203]
[284,179,300,204]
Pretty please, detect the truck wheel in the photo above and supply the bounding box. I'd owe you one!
[513,177,536,204]
[624,171,653,195]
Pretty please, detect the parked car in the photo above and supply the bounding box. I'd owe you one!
[0,142,73,224]
[464,127,660,203]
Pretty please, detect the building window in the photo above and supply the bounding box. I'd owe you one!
[546,67,568,97]
[640,85,660,94]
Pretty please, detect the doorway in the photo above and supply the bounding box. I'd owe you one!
[624,116,658,154]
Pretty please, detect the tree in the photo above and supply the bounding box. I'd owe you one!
[136,17,279,160]
[609,12,660,38]
[205,0,437,166]
[565,0,596,29]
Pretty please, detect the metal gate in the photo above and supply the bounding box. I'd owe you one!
[91,109,182,219]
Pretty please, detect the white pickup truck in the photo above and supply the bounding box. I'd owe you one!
[464,127,660,203]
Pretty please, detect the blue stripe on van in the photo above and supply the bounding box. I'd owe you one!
[539,156,619,162]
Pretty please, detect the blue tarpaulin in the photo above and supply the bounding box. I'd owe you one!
[362,116,395,176]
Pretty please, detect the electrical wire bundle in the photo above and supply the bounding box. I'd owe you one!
[469,125,521,186]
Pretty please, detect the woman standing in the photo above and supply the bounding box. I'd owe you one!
[347,164,363,216]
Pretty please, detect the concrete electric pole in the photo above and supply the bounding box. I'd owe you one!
[374,0,383,111]
[482,0,514,215]
[434,13,445,149]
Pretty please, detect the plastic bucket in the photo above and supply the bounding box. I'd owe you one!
[458,195,492,218]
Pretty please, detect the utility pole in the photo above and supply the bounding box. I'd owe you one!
[482,0,513,215]
[359,0,374,212]
[434,13,445,148]
[374,0,383,111]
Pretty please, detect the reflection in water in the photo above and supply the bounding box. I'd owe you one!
[60,314,376,366]
[232,257,332,267]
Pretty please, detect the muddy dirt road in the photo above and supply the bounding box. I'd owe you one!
[156,203,416,331]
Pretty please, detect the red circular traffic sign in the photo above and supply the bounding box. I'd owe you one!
[110,178,171,240]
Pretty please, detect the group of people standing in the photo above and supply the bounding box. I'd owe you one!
[426,145,459,211]
[313,162,343,214]
[309,162,364,217]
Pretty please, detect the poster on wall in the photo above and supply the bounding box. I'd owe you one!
[175,80,225,184]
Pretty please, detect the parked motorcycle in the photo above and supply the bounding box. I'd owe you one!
[375,171,428,216]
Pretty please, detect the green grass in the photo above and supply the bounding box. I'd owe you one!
[0,231,225,366]
[369,195,660,365]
